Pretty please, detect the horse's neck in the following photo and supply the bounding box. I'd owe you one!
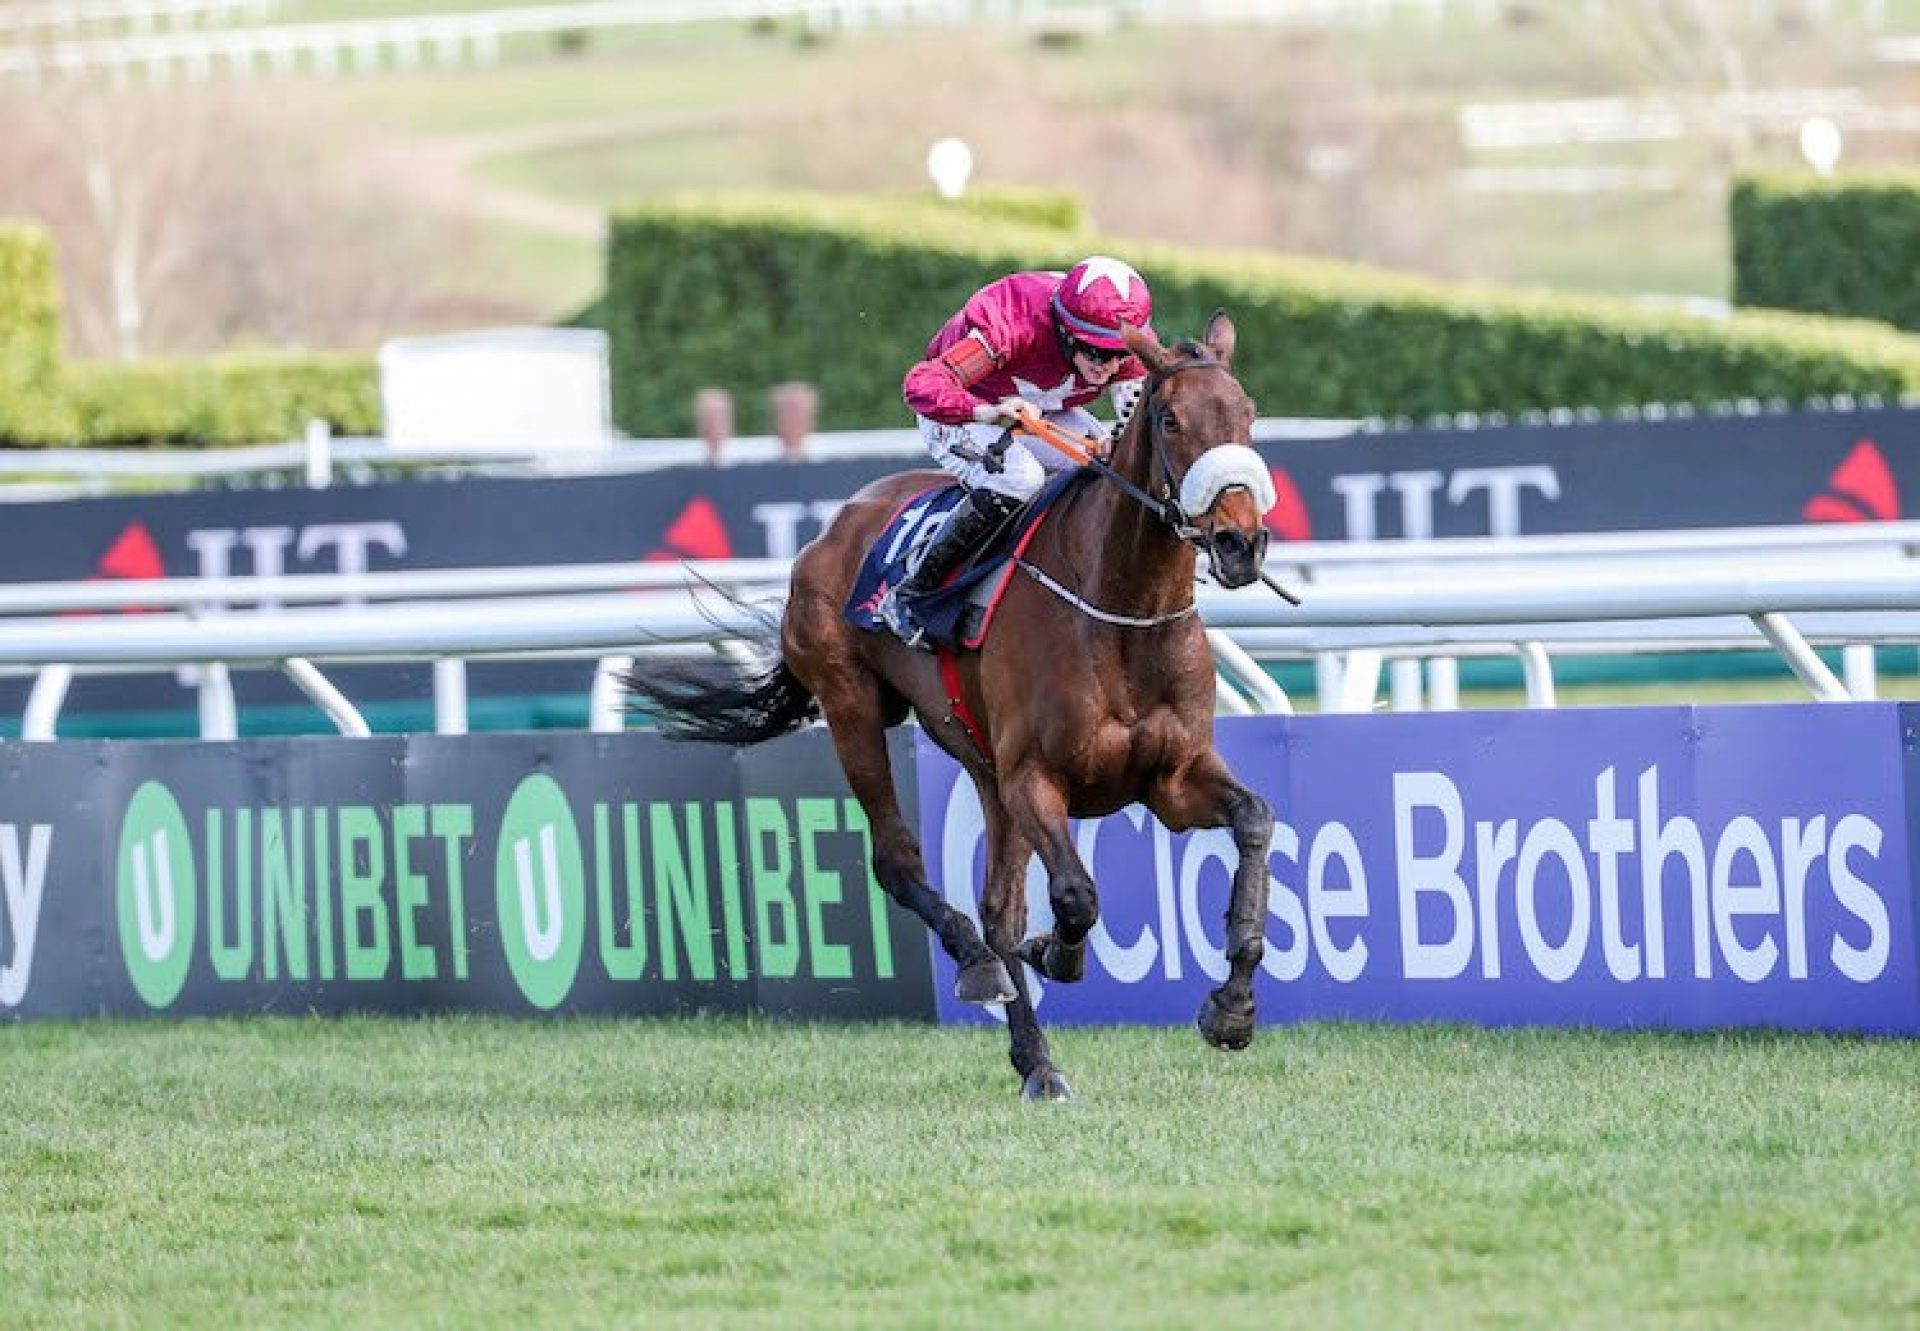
[1066,413,1196,617]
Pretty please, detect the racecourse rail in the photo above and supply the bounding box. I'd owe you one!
[5,518,1920,739]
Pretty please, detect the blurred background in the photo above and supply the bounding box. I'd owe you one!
[9,0,1920,735]
[3,0,1915,364]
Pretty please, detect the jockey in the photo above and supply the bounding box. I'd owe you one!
[877,254,1154,650]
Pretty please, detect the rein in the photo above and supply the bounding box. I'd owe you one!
[1016,358,1225,543]
[1014,558,1199,629]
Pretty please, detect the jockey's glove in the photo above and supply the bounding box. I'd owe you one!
[972,396,1038,429]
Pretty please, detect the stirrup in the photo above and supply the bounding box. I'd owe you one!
[877,587,932,651]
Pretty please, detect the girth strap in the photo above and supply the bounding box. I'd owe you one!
[935,646,994,770]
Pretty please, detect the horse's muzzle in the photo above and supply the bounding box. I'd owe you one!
[1207,526,1268,590]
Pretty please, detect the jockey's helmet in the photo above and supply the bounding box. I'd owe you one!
[1051,256,1153,352]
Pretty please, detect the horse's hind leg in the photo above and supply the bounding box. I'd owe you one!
[817,677,1014,1005]
[1150,753,1274,1051]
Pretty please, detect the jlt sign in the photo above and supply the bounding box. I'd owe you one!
[184,520,409,602]
[1329,465,1561,540]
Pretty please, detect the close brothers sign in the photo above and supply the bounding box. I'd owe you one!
[2,707,1916,1033]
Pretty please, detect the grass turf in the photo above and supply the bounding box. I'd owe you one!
[2,1017,1915,1327]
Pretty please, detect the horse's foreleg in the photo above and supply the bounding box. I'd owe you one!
[1000,768,1096,986]
[818,685,1013,1005]
[1150,755,1274,1051]
[978,794,1071,1100]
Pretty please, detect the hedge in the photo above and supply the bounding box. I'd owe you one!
[1732,172,1920,333]
[60,354,382,447]
[0,223,65,441]
[606,191,1920,436]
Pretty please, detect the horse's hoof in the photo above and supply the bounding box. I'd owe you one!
[953,957,1017,1006]
[1197,991,1256,1051]
[1020,1067,1076,1103]
[1017,933,1086,983]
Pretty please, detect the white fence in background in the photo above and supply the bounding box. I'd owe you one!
[7,0,1899,86]
[0,0,993,83]
[1458,87,1920,153]
[0,0,273,36]
[6,520,1920,739]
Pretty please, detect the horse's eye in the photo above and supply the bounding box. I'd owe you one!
[1161,414,1181,434]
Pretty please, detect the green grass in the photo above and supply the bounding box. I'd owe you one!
[335,32,848,133]
[2,1018,1915,1327]
[425,217,601,318]
[479,127,815,205]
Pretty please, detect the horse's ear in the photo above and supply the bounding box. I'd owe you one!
[1203,308,1237,371]
[1122,321,1170,373]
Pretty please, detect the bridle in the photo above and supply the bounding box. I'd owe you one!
[1012,344,1299,616]
[1097,356,1272,580]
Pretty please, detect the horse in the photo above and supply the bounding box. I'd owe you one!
[625,312,1276,1101]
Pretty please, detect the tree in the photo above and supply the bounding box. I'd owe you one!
[0,84,438,359]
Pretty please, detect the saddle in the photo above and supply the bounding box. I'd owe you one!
[845,470,1083,653]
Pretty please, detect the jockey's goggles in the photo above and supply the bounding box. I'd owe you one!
[1069,338,1125,365]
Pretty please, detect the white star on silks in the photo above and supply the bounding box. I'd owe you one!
[1012,373,1079,411]
[1073,255,1139,299]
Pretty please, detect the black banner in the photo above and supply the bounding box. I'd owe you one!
[1260,407,1914,541]
[0,728,936,1022]
[5,406,1916,727]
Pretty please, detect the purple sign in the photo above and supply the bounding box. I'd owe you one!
[915,705,1920,1034]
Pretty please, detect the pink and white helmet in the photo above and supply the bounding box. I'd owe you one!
[1051,255,1154,351]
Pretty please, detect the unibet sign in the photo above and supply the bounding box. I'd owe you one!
[108,773,899,1013]
[117,781,198,1008]
[115,782,478,1009]
[496,774,586,1010]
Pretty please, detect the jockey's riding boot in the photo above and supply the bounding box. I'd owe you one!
[879,488,1023,650]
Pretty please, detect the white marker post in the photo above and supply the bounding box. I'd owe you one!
[927,137,975,200]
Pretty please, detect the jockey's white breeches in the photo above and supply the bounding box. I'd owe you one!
[919,407,1104,501]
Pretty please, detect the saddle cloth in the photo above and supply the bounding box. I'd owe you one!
[844,470,1083,652]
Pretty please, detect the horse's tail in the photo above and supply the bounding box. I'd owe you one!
[620,595,819,747]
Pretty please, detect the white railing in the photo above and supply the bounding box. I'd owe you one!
[7,0,1904,84]
[0,0,985,82]
[0,0,273,35]
[1458,87,1920,153]
[5,522,1920,739]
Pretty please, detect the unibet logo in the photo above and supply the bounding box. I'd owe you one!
[496,774,586,1010]
[116,781,197,1009]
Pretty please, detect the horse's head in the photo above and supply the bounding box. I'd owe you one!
[1120,311,1272,590]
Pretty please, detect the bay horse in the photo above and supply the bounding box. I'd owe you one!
[626,313,1276,1100]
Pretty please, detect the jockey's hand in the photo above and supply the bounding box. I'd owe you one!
[972,396,1037,429]
[1088,423,1114,462]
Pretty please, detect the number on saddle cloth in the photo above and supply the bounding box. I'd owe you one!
[843,471,1081,652]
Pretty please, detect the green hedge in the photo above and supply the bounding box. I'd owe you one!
[0,223,58,371]
[0,223,65,441]
[61,354,381,447]
[606,191,1920,435]
[1732,172,1920,333]
[0,354,382,449]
